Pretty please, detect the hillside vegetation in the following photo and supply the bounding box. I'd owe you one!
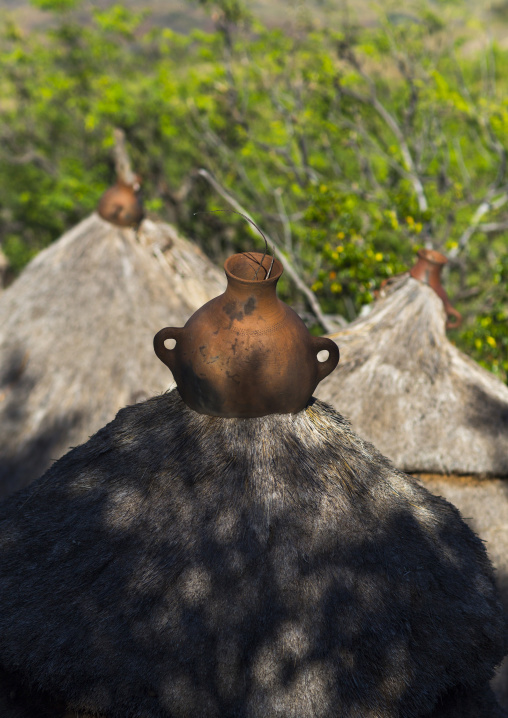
[0,0,507,381]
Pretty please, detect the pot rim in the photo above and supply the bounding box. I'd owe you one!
[224,252,283,284]
[416,248,447,266]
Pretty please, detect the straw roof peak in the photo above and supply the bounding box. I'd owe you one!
[316,276,508,476]
[0,213,225,499]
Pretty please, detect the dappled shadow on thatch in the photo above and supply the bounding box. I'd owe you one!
[0,393,506,717]
[0,346,83,497]
[415,472,508,712]
[0,664,68,718]
[463,383,508,474]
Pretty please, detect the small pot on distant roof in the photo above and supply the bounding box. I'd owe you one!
[410,248,462,329]
[97,176,144,228]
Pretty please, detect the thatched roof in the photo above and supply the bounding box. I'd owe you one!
[416,472,508,710]
[0,214,225,499]
[315,276,508,477]
[0,391,505,718]
[0,248,8,291]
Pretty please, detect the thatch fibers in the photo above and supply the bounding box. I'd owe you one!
[416,472,508,710]
[0,391,505,717]
[315,276,508,476]
[0,213,225,499]
[0,247,8,290]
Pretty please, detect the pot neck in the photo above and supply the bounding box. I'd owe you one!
[225,272,279,298]
[224,252,282,298]
[410,249,447,284]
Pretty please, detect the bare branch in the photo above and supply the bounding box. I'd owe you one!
[4,150,56,176]
[197,168,340,332]
[112,128,137,186]
[449,191,508,257]
[252,139,308,187]
[477,220,508,234]
[274,187,293,254]
[337,83,428,213]
[452,138,472,195]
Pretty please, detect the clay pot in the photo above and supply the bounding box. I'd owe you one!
[97,178,144,228]
[409,249,462,329]
[154,252,340,418]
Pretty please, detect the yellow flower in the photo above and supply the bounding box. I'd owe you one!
[330,282,343,294]
[375,252,383,262]
[335,245,344,253]
[475,338,482,349]
[406,216,414,225]
[337,231,345,239]
[486,336,497,348]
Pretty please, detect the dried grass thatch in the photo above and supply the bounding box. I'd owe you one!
[0,214,225,499]
[0,247,8,291]
[0,391,505,717]
[416,472,508,710]
[315,276,508,477]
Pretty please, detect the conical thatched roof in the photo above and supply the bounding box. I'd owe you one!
[416,472,508,709]
[315,276,508,477]
[0,214,225,499]
[0,391,505,717]
[0,248,8,290]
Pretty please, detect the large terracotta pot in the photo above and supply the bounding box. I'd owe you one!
[409,249,462,329]
[154,252,340,417]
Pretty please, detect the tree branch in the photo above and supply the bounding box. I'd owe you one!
[477,219,508,233]
[4,150,56,177]
[336,82,428,212]
[112,128,137,186]
[449,191,508,257]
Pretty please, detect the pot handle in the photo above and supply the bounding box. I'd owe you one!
[445,306,462,331]
[311,336,340,382]
[153,327,184,371]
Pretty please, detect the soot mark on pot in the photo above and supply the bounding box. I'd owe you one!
[179,360,223,415]
[226,370,241,385]
[246,349,264,373]
[223,301,244,324]
[244,296,256,315]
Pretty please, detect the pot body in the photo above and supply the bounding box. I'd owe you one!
[97,180,144,228]
[154,252,339,417]
[409,249,461,329]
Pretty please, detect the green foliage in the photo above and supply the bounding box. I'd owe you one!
[2,235,38,274]
[457,253,508,380]
[0,1,507,382]
[193,0,250,25]
[304,186,412,317]
[29,0,80,10]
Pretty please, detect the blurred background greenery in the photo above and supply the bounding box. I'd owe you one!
[0,0,507,381]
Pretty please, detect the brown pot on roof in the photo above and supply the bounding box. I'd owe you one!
[409,248,462,329]
[97,177,144,228]
[154,251,340,417]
